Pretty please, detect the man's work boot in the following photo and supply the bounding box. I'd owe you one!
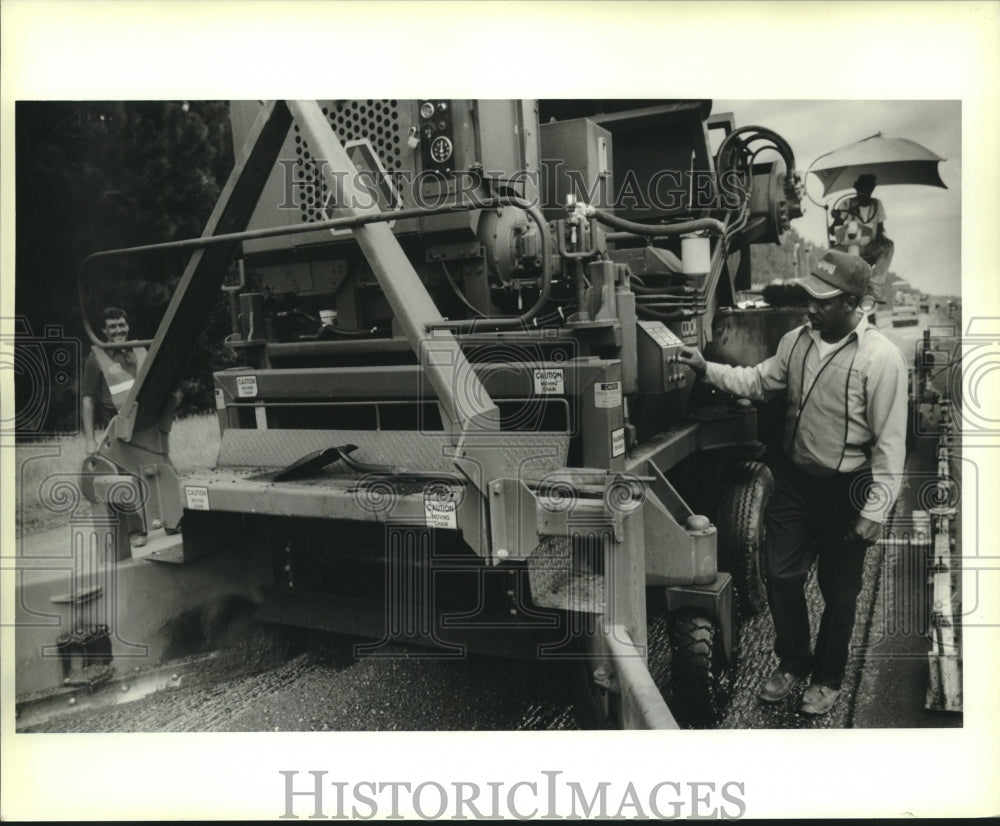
[799,683,841,716]
[759,666,804,703]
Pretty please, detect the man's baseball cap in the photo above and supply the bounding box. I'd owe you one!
[794,250,872,299]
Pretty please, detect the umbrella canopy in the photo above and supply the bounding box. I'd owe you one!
[808,132,947,197]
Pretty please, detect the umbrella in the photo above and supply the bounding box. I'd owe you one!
[807,132,947,197]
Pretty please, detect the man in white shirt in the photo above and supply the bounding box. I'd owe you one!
[678,250,908,715]
[832,173,887,250]
[831,173,894,304]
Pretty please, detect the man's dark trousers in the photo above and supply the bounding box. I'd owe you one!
[764,458,874,688]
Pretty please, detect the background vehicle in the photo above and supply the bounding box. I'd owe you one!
[892,301,920,327]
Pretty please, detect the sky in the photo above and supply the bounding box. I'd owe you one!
[713,99,962,297]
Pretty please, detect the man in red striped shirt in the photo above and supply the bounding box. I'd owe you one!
[81,307,148,546]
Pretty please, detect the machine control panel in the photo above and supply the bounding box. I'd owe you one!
[419,99,455,172]
[636,320,690,393]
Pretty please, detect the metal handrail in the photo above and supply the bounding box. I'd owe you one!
[77,194,547,349]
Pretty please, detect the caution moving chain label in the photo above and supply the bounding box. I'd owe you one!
[424,495,457,529]
[533,368,564,395]
[236,375,258,398]
[185,486,210,511]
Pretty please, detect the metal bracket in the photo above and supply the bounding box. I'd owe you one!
[488,478,540,562]
[665,573,736,665]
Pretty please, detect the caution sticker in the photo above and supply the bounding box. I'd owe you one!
[611,427,626,458]
[594,381,622,409]
[533,368,564,395]
[214,387,226,410]
[424,495,457,530]
[185,486,210,511]
[236,375,258,398]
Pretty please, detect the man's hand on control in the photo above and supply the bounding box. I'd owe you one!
[676,347,707,377]
[847,516,882,545]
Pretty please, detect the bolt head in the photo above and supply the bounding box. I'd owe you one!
[686,514,712,531]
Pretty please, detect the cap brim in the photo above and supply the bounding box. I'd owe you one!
[793,273,843,299]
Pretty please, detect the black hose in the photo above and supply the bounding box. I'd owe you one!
[715,125,797,176]
[635,307,701,322]
[630,283,698,296]
[587,208,724,238]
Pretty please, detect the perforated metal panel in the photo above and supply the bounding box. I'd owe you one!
[292,100,406,224]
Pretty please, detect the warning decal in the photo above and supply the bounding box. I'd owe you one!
[236,375,258,398]
[424,495,458,530]
[611,427,626,458]
[594,381,622,409]
[185,486,210,511]
[533,368,564,395]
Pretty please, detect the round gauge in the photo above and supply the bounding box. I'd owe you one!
[420,101,435,119]
[430,135,453,164]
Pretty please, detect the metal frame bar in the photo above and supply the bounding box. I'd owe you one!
[112,101,295,442]
[287,100,508,495]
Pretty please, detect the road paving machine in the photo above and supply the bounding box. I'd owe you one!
[20,99,805,729]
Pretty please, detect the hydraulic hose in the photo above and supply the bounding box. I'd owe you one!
[715,125,796,177]
[584,207,725,238]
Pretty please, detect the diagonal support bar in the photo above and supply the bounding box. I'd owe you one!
[287,100,504,496]
[116,101,294,444]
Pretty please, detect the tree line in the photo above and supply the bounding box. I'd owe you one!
[15,101,237,435]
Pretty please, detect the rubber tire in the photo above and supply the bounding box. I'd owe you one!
[716,461,773,617]
[668,610,734,727]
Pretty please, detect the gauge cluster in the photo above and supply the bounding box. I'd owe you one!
[418,99,455,172]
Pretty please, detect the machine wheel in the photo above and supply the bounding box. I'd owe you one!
[668,611,734,727]
[716,461,773,617]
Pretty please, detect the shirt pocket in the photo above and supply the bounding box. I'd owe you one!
[821,361,866,419]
